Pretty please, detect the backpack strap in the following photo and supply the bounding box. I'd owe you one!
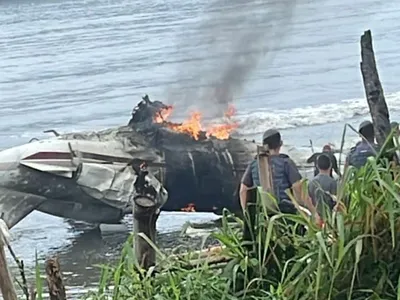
[278,154,295,191]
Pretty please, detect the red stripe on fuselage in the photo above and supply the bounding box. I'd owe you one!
[23,151,132,164]
[24,152,71,160]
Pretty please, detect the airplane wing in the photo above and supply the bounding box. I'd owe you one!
[0,188,46,229]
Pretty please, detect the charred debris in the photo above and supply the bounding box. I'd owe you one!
[125,94,257,215]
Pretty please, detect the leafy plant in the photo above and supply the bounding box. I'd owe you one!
[82,130,400,300]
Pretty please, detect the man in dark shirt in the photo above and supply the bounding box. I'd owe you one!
[307,145,340,178]
[240,129,316,216]
[345,120,380,169]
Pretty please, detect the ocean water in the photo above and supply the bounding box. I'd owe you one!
[1,0,400,297]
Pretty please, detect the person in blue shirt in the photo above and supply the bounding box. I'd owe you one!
[240,129,315,216]
[345,120,380,169]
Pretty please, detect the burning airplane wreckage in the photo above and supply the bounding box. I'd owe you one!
[0,95,258,229]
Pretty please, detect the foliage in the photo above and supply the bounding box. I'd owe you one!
[81,131,400,300]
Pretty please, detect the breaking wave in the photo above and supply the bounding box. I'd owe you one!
[6,91,400,156]
[236,91,400,136]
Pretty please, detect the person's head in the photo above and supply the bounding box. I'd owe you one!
[317,153,331,173]
[322,144,332,152]
[262,129,282,151]
[358,120,374,142]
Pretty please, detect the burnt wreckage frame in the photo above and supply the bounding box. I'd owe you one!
[127,95,257,215]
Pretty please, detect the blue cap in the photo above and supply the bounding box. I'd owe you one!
[359,120,373,132]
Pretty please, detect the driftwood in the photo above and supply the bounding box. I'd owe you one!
[360,30,393,149]
[0,220,17,300]
[45,257,66,300]
[169,245,231,269]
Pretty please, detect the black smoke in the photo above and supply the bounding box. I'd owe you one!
[167,0,298,119]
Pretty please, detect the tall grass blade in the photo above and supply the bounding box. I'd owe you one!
[35,250,43,300]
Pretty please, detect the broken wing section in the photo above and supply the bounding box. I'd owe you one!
[75,162,168,212]
[75,163,136,209]
[0,188,46,229]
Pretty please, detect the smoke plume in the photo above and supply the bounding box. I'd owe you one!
[167,0,298,119]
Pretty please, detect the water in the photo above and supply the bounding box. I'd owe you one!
[1,0,400,297]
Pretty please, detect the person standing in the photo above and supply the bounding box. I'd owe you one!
[240,129,316,217]
[345,120,380,169]
[308,154,337,219]
[307,144,340,177]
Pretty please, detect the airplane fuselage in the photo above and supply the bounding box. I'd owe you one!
[0,137,142,228]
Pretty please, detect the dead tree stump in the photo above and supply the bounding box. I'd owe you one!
[0,220,17,300]
[45,258,66,300]
[132,162,167,271]
[360,30,393,149]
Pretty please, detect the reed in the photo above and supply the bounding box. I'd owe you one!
[78,127,400,300]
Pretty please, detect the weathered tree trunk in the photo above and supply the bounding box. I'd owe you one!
[360,30,392,148]
[0,222,17,300]
[45,258,66,300]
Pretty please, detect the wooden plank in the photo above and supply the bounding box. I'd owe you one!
[257,145,274,194]
[256,145,279,212]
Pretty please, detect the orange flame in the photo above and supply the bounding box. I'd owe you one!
[168,112,203,140]
[206,104,239,139]
[153,106,173,123]
[206,123,239,140]
[153,104,238,140]
[181,203,196,212]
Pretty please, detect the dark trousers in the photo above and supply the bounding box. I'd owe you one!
[243,198,305,245]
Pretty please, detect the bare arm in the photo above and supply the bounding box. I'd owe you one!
[306,153,318,164]
[286,159,317,216]
[292,180,317,216]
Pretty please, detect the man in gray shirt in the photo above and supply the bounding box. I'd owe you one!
[308,154,337,218]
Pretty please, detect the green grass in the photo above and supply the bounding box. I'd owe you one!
[79,129,400,300]
[13,128,396,300]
